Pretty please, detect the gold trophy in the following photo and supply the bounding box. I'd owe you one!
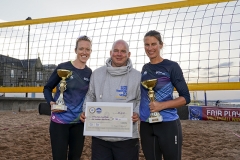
[52,69,72,111]
[141,79,163,123]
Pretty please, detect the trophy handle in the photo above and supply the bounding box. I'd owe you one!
[59,78,67,93]
[52,70,71,111]
[148,87,163,123]
[141,79,162,122]
[60,92,63,99]
[56,93,65,105]
[56,77,67,105]
[148,89,155,102]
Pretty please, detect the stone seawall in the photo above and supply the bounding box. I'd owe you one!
[0,98,190,120]
[0,97,46,112]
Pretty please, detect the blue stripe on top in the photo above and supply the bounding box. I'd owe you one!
[43,61,92,124]
[140,59,190,122]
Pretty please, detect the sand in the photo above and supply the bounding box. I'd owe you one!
[0,111,239,160]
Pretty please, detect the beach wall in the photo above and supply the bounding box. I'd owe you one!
[0,97,190,120]
[0,97,46,112]
[0,98,190,120]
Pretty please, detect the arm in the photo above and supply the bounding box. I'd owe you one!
[149,63,190,112]
[149,97,187,112]
[43,66,61,104]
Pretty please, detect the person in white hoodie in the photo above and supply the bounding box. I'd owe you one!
[80,39,141,160]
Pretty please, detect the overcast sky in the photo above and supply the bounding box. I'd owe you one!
[0,0,179,22]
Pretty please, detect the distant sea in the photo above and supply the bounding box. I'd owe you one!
[230,102,240,105]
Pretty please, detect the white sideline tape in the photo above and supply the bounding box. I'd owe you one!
[230,131,240,138]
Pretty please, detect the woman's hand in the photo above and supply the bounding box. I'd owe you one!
[80,112,86,122]
[149,101,166,112]
[132,112,139,122]
[50,101,65,113]
[149,97,187,112]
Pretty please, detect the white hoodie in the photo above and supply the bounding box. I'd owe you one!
[83,58,141,141]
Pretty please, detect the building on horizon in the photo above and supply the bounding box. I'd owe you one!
[0,54,56,87]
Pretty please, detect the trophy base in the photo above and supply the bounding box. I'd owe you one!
[149,115,163,123]
[51,104,67,111]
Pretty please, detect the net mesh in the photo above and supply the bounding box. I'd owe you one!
[0,0,239,91]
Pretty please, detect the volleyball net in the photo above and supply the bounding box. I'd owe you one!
[0,0,239,93]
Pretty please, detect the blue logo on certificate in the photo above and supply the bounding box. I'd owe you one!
[96,108,102,114]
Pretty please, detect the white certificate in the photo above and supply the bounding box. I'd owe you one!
[84,102,133,137]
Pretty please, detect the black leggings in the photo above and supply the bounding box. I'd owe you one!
[49,121,85,160]
[140,119,182,160]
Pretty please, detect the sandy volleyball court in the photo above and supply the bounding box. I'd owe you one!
[0,111,239,160]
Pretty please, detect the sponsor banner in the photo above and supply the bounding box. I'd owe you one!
[188,106,240,122]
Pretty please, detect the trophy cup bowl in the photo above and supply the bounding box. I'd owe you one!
[141,79,163,123]
[141,79,157,90]
[51,69,72,112]
[57,69,72,78]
